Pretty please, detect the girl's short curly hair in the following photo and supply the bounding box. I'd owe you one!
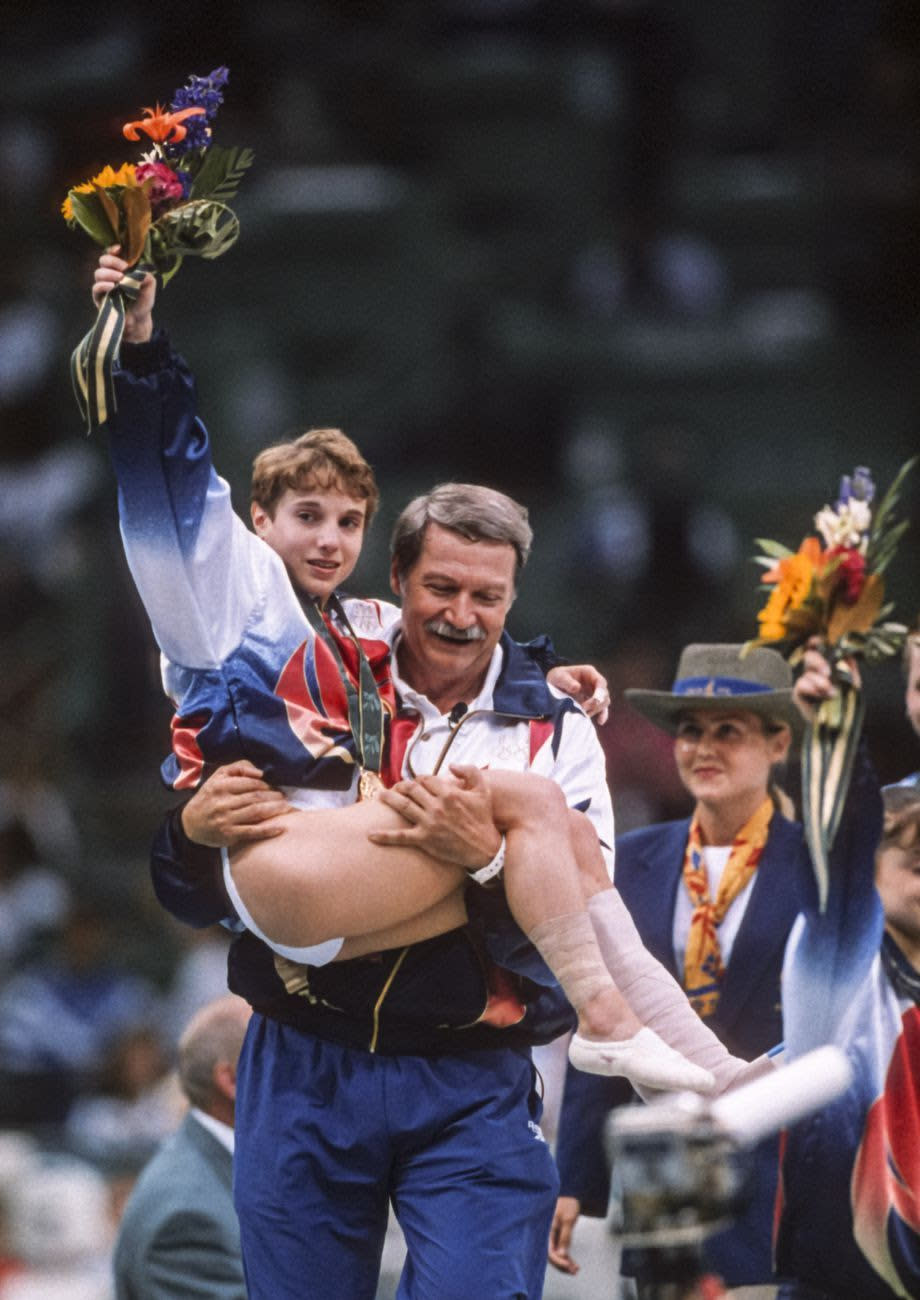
[250,428,379,523]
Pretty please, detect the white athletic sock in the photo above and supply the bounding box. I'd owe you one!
[587,889,757,1093]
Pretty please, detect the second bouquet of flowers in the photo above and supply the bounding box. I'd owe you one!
[747,459,915,907]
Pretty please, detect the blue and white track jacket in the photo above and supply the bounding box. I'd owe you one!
[109,331,399,797]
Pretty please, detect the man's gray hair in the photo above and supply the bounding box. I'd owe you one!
[390,483,533,583]
[177,995,250,1113]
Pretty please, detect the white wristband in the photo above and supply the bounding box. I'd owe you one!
[467,834,506,885]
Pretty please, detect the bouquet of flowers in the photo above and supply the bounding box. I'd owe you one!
[66,67,253,431]
[747,459,915,907]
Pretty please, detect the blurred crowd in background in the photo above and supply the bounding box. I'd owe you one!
[0,0,918,1291]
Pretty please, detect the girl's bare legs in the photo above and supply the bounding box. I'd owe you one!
[230,776,715,1091]
[229,798,469,954]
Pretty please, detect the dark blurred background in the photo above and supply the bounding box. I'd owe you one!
[0,0,918,1190]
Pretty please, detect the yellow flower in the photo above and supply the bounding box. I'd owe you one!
[757,538,822,641]
[62,163,138,220]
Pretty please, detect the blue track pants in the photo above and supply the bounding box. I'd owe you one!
[234,1015,559,1299]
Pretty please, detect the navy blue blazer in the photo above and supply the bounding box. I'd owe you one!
[555,811,813,1286]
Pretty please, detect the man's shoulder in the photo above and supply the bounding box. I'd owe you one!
[114,1117,241,1294]
[493,633,566,719]
[119,1117,230,1226]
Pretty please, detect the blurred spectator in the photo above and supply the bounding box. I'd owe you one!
[0,778,80,874]
[0,1158,114,1300]
[594,633,694,832]
[162,927,234,1047]
[0,805,70,978]
[558,412,741,658]
[64,1027,180,1172]
[112,995,251,1300]
[0,897,161,1127]
[0,1133,39,1290]
[0,444,101,592]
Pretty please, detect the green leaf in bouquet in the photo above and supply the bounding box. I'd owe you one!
[159,254,185,288]
[753,538,795,560]
[870,517,910,577]
[144,227,182,286]
[68,189,119,247]
[188,145,255,204]
[148,200,240,282]
[866,455,916,567]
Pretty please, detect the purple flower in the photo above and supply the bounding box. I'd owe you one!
[837,465,875,509]
[851,466,875,503]
[166,67,230,157]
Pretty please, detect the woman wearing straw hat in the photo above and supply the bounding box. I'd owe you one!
[550,642,812,1292]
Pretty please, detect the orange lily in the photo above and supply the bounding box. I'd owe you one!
[122,103,206,144]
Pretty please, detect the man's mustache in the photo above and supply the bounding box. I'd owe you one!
[424,619,486,642]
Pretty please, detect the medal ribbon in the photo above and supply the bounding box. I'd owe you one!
[681,797,773,1018]
[71,262,154,434]
[302,596,385,776]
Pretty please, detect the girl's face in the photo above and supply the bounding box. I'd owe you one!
[251,487,367,603]
[673,709,790,812]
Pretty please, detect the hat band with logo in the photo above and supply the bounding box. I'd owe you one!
[674,676,773,698]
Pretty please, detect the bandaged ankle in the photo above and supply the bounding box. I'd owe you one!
[528,910,616,1012]
[587,889,748,1092]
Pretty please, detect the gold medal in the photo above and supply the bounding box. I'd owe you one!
[359,769,385,801]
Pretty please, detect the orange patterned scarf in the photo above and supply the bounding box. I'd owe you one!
[682,798,773,1017]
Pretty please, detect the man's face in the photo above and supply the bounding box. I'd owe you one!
[906,641,920,739]
[391,522,516,702]
[251,486,367,603]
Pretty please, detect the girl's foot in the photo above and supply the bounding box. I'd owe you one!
[568,1026,716,1093]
